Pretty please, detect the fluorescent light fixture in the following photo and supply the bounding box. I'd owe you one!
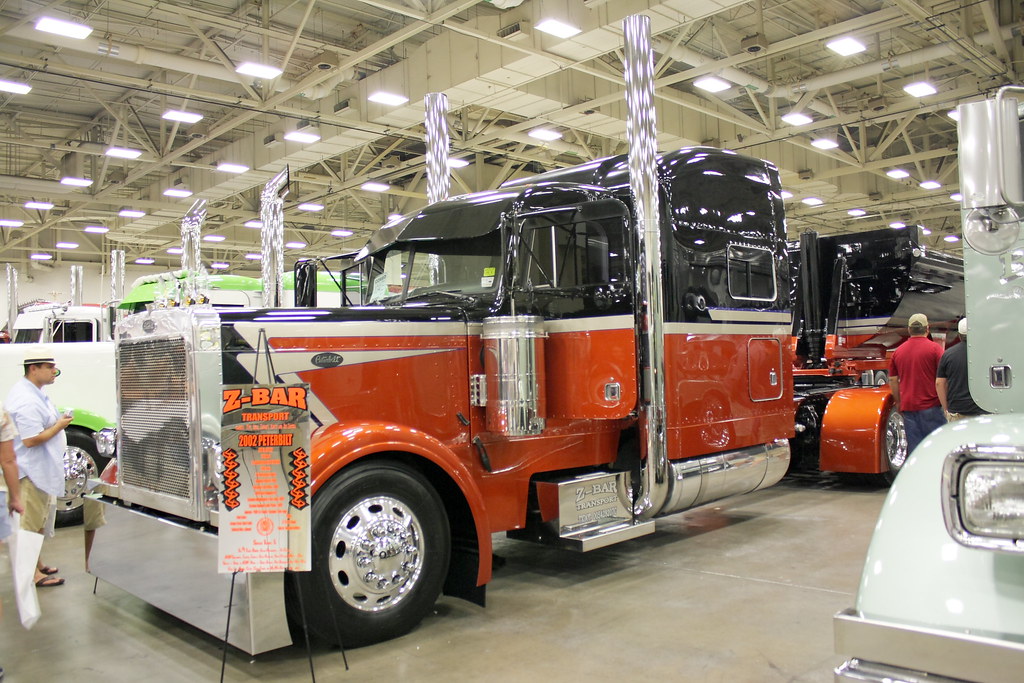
[528,127,563,141]
[243,219,262,229]
[60,176,92,187]
[944,234,960,242]
[162,109,203,124]
[119,208,145,218]
[361,182,390,193]
[903,81,937,98]
[167,247,183,255]
[135,257,155,265]
[55,241,78,249]
[889,221,906,229]
[332,229,354,237]
[947,109,960,121]
[285,241,306,249]
[35,16,93,39]
[0,79,31,95]
[24,201,53,210]
[106,146,143,160]
[0,219,24,227]
[216,162,249,174]
[950,192,964,202]
[693,75,731,93]
[29,253,52,261]
[826,36,866,56]
[920,226,932,235]
[448,157,470,169]
[202,234,226,242]
[886,168,910,179]
[163,187,193,198]
[811,137,839,150]
[919,180,942,190]
[802,197,824,206]
[368,91,409,106]
[283,129,320,144]
[211,262,230,269]
[296,203,324,212]
[781,112,813,126]
[534,18,581,39]
[83,225,108,234]
[245,253,262,260]
[848,208,867,217]
[235,62,283,79]
[780,190,793,199]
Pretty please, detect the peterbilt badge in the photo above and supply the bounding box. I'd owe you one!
[311,352,344,368]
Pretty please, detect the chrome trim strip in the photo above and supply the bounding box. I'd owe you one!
[834,607,1024,683]
[231,319,469,339]
[708,309,792,323]
[664,322,791,336]
[545,314,633,333]
[91,499,291,655]
[941,443,1024,553]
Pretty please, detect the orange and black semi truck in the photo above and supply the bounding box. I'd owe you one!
[90,147,796,653]
[787,226,963,482]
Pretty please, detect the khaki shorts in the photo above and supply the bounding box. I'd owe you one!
[19,476,51,531]
[20,476,106,531]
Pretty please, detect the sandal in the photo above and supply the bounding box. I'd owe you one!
[40,565,59,575]
[35,575,65,588]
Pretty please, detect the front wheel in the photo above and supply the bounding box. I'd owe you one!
[291,461,451,648]
[880,405,908,485]
[56,430,108,527]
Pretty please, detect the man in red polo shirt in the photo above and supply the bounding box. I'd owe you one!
[889,313,946,455]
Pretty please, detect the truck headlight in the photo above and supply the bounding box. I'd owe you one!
[943,444,1024,553]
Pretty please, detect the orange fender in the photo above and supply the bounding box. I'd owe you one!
[820,388,894,474]
[310,420,493,585]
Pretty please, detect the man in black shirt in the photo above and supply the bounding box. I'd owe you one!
[936,318,986,420]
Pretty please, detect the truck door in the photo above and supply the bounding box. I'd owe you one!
[512,197,637,420]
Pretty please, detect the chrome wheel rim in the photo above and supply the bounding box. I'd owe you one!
[327,495,425,612]
[60,446,97,511]
[884,410,908,471]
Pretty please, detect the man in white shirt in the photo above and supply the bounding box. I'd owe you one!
[6,347,72,587]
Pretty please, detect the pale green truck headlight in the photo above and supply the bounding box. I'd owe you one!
[943,445,1024,552]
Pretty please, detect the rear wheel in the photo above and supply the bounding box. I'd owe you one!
[880,405,908,484]
[56,430,108,527]
[292,461,450,648]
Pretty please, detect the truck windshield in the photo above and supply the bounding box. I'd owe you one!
[366,231,502,304]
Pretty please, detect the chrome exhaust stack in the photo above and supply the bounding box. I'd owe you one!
[623,14,670,521]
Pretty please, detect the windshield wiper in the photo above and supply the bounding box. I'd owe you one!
[401,289,478,305]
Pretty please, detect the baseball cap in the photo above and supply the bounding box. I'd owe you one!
[958,318,968,335]
[908,313,929,327]
[23,346,55,365]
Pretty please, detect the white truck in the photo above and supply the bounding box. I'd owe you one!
[834,88,1024,681]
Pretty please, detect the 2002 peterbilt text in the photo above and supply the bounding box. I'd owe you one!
[92,146,798,653]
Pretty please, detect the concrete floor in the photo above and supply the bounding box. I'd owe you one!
[0,474,886,682]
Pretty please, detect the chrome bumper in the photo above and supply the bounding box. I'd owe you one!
[834,607,1024,683]
[90,497,292,655]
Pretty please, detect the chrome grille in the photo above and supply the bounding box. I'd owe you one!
[118,337,193,500]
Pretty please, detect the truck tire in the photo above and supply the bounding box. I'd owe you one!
[880,405,908,485]
[292,461,451,648]
[56,430,108,527]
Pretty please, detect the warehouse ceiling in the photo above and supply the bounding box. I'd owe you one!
[0,0,1019,274]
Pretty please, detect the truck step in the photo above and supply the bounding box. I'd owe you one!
[509,471,654,551]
